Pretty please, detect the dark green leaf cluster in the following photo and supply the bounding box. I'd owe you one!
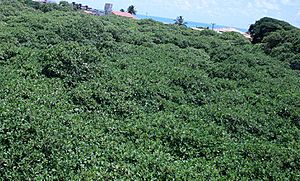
[0,1,300,180]
[262,29,300,69]
[127,5,137,15]
[249,17,295,43]
[250,17,300,70]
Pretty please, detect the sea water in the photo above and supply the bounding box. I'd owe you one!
[136,14,248,32]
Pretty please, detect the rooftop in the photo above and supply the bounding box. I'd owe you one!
[112,11,136,19]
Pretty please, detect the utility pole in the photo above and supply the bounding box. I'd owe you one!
[211,23,216,30]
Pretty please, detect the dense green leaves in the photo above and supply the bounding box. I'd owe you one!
[249,17,300,70]
[0,1,300,179]
[249,17,295,44]
[40,42,103,84]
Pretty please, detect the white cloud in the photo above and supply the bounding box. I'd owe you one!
[281,0,290,5]
[174,0,192,10]
[255,0,280,10]
[280,0,299,5]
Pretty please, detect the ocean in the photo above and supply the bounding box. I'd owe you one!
[136,14,248,33]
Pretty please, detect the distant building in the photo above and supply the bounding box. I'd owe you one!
[72,2,92,10]
[104,3,113,15]
[83,9,105,16]
[112,11,136,19]
[71,2,136,18]
[91,9,105,16]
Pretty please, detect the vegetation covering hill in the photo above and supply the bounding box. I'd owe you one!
[0,1,299,179]
[249,17,300,70]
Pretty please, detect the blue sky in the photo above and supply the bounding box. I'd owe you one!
[55,0,300,29]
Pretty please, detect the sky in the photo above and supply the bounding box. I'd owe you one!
[55,0,300,29]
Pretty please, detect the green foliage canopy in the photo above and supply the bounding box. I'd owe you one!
[0,1,299,180]
[250,17,300,70]
[249,17,296,43]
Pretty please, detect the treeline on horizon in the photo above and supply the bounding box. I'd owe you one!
[0,0,299,179]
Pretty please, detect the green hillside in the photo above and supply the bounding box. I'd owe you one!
[0,1,300,179]
[249,17,300,70]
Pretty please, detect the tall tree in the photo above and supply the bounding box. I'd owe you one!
[175,16,187,27]
[127,5,136,15]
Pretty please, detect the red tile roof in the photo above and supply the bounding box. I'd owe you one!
[112,11,136,18]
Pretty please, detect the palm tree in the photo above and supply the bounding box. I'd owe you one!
[175,16,187,27]
[127,5,137,15]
